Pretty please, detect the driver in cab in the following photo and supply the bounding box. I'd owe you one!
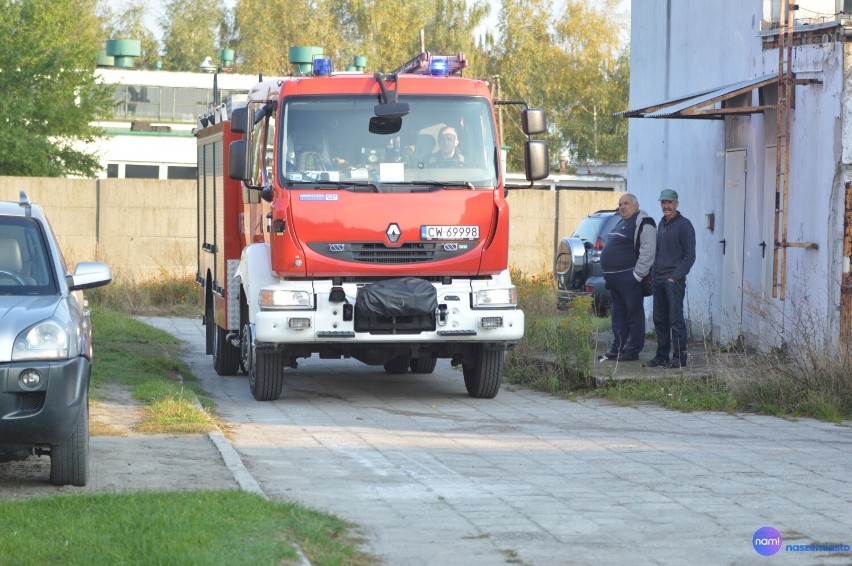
[430,126,464,165]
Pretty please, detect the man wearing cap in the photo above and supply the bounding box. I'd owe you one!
[645,189,696,369]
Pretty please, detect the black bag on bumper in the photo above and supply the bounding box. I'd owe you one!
[355,278,438,333]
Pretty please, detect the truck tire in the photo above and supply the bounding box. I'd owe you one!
[463,347,503,399]
[250,349,285,401]
[213,326,241,376]
[409,356,437,374]
[204,301,215,356]
[50,400,89,486]
[383,355,411,374]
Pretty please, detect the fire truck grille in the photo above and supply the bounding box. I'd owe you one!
[351,243,436,263]
[308,241,472,265]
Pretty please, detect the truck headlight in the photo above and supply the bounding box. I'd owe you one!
[472,287,518,308]
[259,289,313,310]
[13,319,77,360]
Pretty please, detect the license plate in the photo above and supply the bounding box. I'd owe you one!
[421,225,479,240]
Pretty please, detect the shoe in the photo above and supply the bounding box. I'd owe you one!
[599,351,620,362]
[643,357,668,368]
[618,352,639,362]
[665,359,687,369]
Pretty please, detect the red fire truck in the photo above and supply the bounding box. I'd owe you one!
[196,52,548,401]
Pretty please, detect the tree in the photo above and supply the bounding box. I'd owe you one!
[160,0,225,72]
[488,0,629,171]
[232,0,487,77]
[421,0,490,77]
[551,0,629,164]
[488,0,565,171]
[0,0,112,177]
[234,0,341,76]
[98,1,160,69]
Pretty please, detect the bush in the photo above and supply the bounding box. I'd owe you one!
[506,270,596,393]
[88,269,196,316]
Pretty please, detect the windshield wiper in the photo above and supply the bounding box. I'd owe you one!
[285,180,379,192]
[390,181,475,192]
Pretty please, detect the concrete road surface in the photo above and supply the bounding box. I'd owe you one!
[141,317,851,566]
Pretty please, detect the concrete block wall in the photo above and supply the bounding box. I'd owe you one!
[0,177,621,280]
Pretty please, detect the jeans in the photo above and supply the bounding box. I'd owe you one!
[652,278,688,362]
[604,269,645,355]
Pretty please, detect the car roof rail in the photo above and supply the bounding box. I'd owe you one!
[18,191,32,217]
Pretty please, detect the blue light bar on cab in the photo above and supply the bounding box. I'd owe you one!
[430,54,467,76]
[392,52,468,76]
[430,57,450,75]
[313,57,333,76]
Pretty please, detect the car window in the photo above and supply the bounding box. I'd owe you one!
[600,214,621,241]
[571,217,604,242]
[0,217,57,295]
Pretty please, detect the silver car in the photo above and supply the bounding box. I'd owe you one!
[0,192,111,486]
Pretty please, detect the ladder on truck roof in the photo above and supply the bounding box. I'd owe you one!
[391,52,467,76]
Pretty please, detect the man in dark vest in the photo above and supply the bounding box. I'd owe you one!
[600,193,656,361]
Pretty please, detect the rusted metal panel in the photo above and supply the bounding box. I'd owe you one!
[841,181,852,347]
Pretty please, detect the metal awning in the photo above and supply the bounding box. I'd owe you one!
[618,74,780,120]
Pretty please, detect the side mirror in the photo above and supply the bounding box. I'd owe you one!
[521,108,547,136]
[67,261,112,291]
[228,140,248,180]
[230,107,247,134]
[524,140,549,181]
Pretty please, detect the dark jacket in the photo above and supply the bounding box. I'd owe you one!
[653,212,696,281]
[601,210,656,280]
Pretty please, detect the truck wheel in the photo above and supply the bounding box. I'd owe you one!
[462,347,504,399]
[409,356,437,374]
[250,349,285,401]
[383,355,411,374]
[50,400,89,486]
[213,326,241,376]
[204,300,215,355]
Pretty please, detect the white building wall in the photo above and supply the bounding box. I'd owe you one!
[628,0,846,347]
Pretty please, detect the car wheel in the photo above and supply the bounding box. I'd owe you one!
[383,355,411,374]
[213,325,241,376]
[462,347,503,399]
[50,400,89,487]
[249,349,285,401]
[409,356,437,374]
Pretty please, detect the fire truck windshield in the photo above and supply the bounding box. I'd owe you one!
[278,95,499,190]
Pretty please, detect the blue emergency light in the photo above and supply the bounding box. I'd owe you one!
[430,57,450,76]
[313,57,333,76]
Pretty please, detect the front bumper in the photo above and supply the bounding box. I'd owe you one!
[254,279,525,345]
[0,356,89,449]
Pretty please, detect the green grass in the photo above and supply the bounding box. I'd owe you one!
[0,491,369,565]
[34,304,373,565]
[583,376,739,413]
[508,271,851,422]
[90,308,215,433]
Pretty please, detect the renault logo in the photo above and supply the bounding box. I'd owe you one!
[386,223,401,244]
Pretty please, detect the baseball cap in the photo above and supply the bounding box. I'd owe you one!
[658,189,679,201]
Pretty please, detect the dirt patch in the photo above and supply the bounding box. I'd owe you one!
[0,385,238,500]
[89,383,145,436]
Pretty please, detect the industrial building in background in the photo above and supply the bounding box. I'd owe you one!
[86,39,259,180]
[624,0,852,350]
